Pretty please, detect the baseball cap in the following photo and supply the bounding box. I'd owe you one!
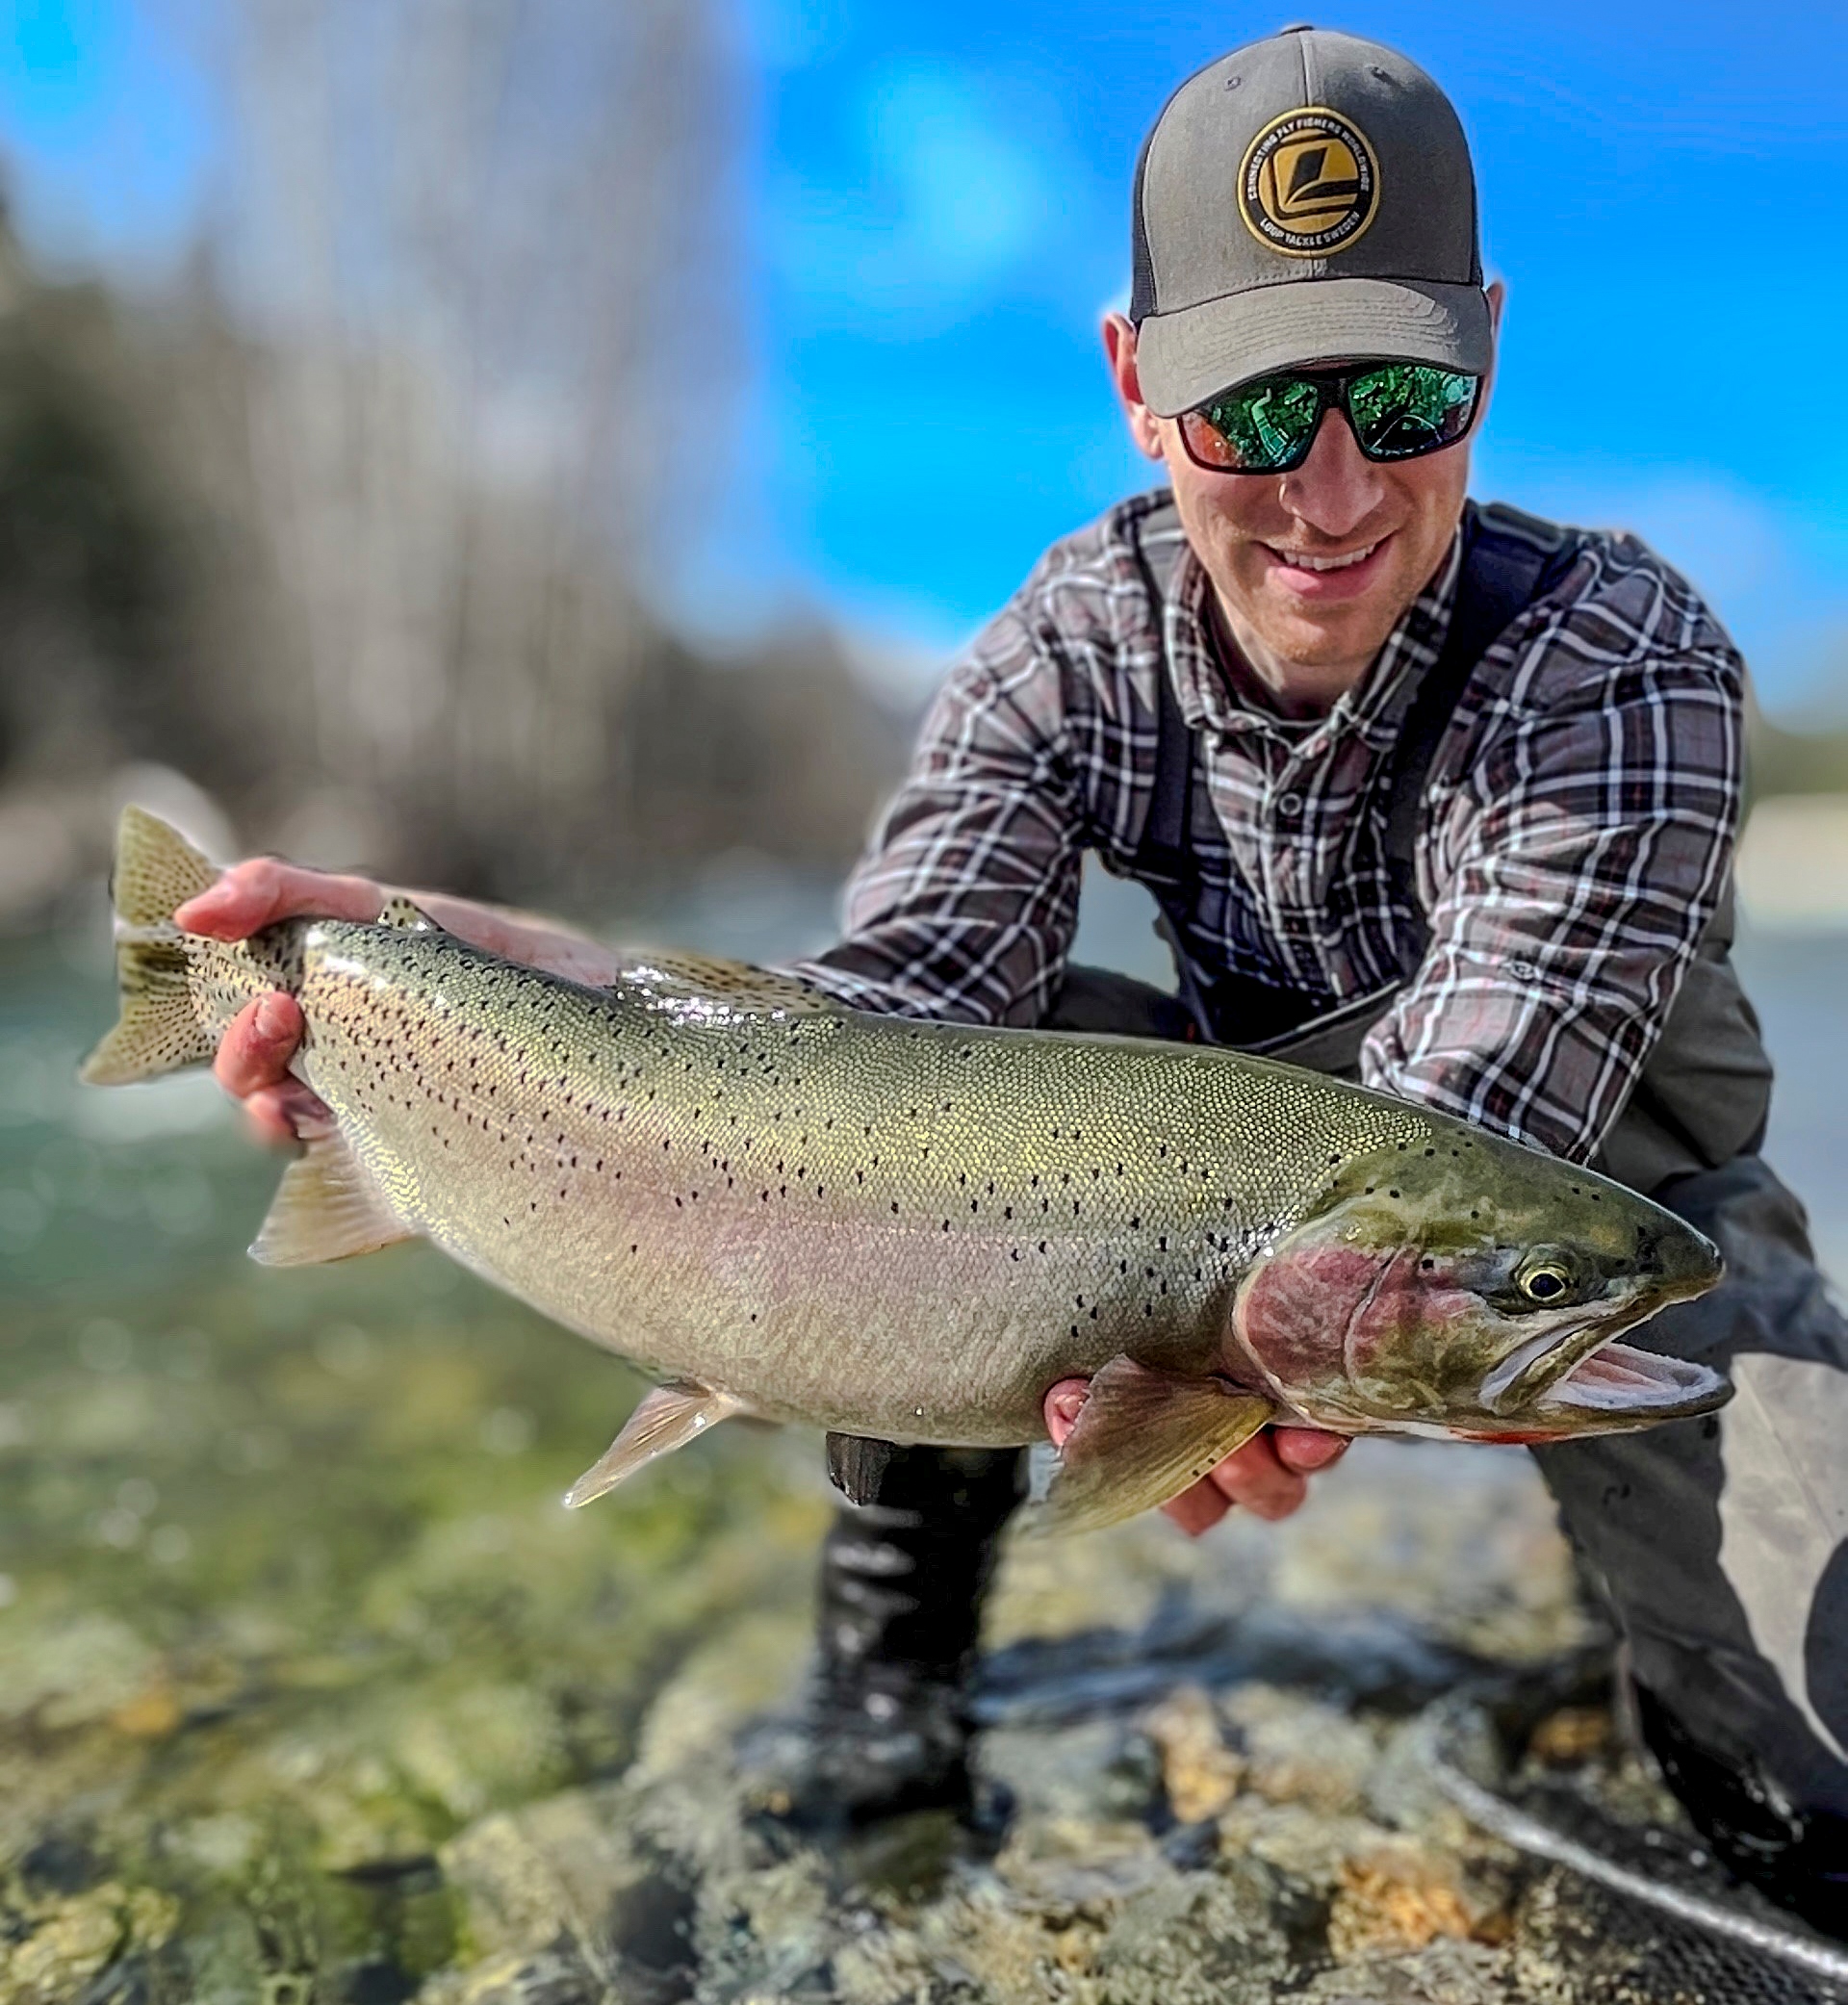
[1129,25,1489,417]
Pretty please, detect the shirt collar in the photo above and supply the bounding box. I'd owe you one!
[1162,525,1466,751]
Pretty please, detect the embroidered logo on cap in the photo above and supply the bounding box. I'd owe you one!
[1240,107,1379,257]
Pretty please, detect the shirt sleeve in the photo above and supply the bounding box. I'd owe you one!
[1360,627,1745,1164]
[790,601,1085,1025]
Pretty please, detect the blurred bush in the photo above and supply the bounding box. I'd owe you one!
[1749,700,1848,805]
[0,0,906,925]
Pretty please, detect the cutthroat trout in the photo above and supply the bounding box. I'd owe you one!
[86,809,1729,1534]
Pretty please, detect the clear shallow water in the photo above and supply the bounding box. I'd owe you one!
[1732,926,1848,1282]
[0,896,1840,2002]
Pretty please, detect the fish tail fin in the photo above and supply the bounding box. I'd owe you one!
[110,804,218,925]
[81,807,220,1086]
[82,933,214,1085]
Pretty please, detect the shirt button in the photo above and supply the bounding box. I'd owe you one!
[1276,791,1304,818]
[1509,959,1538,982]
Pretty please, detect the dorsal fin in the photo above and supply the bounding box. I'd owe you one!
[612,950,842,1018]
[376,895,439,933]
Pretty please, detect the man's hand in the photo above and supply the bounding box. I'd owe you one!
[1042,1376,1347,1534]
[173,858,626,1148]
[174,860,387,1147]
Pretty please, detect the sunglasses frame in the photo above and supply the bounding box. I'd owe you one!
[1176,362,1484,476]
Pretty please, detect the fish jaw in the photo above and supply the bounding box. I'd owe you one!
[1476,1336,1731,1439]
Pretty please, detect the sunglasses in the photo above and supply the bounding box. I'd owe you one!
[1176,362,1482,475]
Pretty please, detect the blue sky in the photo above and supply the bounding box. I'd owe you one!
[3,0,1846,712]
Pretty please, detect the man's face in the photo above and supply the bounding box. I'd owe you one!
[1104,299,1500,684]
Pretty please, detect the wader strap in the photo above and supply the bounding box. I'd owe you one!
[1140,603,1195,887]
[1126,502,1219,1038]
[1127,500,1579,1044]
[1381,502,1578,958]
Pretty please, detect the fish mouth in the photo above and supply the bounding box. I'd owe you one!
[1535,1339,1729,1418]
[1481,1316,1729,1422]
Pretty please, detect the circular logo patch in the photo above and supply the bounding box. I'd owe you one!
[1240,107,1379,258]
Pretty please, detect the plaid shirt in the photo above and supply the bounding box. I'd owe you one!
[797,489,1745,1165]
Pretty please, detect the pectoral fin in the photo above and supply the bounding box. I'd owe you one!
[1023,1357,1274,1539]
[250,1131,417,1266]
[564,1382,742,1508]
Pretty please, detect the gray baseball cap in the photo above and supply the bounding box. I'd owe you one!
[1129,26,1490,417]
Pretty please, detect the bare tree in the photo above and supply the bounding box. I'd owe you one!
[207,0,743,887]
[0,4,901,925]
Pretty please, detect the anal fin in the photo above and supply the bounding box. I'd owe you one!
[1023,1356,1273,1539]
[251,1130,418,1266]
[564,1381,742,1507]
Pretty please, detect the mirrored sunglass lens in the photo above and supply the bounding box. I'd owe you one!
[1347,366,1478,460]
[1184,374,1322,470]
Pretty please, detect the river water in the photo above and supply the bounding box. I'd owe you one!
[0,889,1841,2003]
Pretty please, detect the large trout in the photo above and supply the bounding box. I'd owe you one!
[86,809,1728,1534]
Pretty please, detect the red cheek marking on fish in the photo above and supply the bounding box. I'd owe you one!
[1344,1253,1476,1377]
[1237,1243,1396,1386]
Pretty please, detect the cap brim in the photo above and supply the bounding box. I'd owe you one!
[1134,277,1492,417]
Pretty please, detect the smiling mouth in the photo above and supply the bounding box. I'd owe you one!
[1265,539,1380,573]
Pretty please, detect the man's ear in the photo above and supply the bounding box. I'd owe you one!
[1476,278,1506,424]
[1102,311,1165,462]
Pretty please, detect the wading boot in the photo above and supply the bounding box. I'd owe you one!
[775,1441,1024,1829]
[1636,1684,1848,1941]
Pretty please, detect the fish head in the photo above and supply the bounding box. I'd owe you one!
[1228,1129,1727,1441]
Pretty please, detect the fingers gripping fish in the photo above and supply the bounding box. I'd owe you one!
[86,810,1729,1536]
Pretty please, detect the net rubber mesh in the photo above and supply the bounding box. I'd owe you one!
[1430,1702,1848,2005]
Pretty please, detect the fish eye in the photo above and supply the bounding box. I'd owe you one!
[1517,1255,1575,1304]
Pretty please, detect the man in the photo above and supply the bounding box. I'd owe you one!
[184,28,1846,1931]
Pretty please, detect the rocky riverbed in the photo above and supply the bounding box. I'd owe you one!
[5,926,1844,2004]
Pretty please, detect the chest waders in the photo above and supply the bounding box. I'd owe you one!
[795,507,1848,1934]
